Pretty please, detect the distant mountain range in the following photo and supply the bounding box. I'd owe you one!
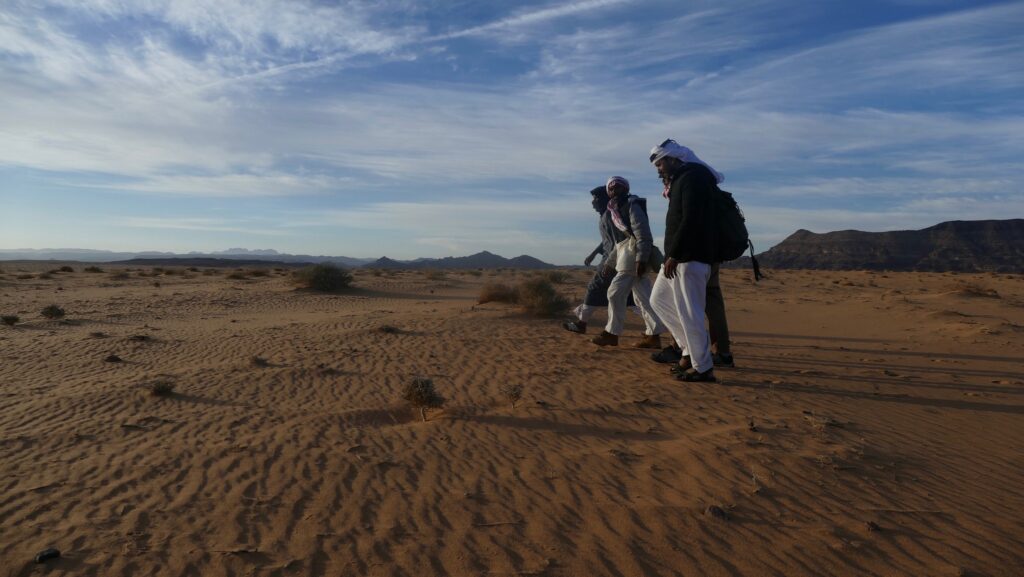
[753,219,1023,272]
[0,248,556,270]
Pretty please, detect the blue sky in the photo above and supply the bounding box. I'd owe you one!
[2,0,1022,264]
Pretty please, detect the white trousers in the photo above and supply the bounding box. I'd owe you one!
[605,272,666,336]
[574,304,597,322]
[651,262,713,372]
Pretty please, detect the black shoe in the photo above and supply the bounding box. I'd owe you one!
[651,346,682,364]
[562,320,587,334]
[676,368,716,382]
[712,353,735,368]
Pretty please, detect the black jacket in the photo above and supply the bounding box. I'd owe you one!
[664,163,717,264]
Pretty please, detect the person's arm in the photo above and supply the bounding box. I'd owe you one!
[628,198,653,263]
[584,242,604,266]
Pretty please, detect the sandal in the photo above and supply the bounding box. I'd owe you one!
[676,368,717,382]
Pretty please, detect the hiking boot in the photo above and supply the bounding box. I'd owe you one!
[635,334,662,349]
[712,353,735,368]
[591,331,619,347]
[650,346,682,364]
[676,368,717,383]
[562,320,587,334]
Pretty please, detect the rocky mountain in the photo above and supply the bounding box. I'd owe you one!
[366,251,554,270]
[0,248,372,268]
[755,219,1024,272]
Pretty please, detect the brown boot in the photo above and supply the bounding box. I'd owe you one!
[591,330,619,347]
[635,334,662,349]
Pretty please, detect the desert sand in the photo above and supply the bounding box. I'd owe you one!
[1,264,1022,577]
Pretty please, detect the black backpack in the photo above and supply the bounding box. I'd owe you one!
[715,188,763,280]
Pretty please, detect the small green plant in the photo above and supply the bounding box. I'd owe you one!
[500,383,524,409]
[478,283,518,304]
[41,305,65,319]
[84,266,104,273]
[403,377,445,422]
[1,315,19,326]
[292,263,353,292]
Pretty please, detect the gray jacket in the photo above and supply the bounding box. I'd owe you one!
[602,195,654,262]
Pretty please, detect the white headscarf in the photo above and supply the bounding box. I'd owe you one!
[649,139,724,184]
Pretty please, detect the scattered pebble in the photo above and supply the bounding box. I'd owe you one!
[104,354,122,363]
[704,505,729,520]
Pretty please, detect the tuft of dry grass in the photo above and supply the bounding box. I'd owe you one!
[41,305,65,319]
[58,266,74,273]
[516,278,569,317]
[226,271,249,280]
[423,269,447,281]
[541,270,569,284]
[2,315,19,326]
[403,378,445,422]
[499,383,524,409]
[379,325,402,334]
[251,355,270,367]
[292,263,353,292]
[478,283,518,304]
[249,268,271,277]
[84,266,104,273]
[149,381,175,396]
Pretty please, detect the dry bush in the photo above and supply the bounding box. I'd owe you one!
[516,278,569,317]
[500,383,524,409]
[16,274,34,279]
[466,270,483,277]
[423,269,447,281]
[2,315,19,326]
[403,377,445,422]
[226,271,249,280]
[109,271,130,280]
[249,269,271,277]
[84,266,104,273]
[478,283,518,304]
[41,305,65,319]
[58,266,74,273]
[379,325,402,334]
[293,263,353,292]
[149,381,175,396]
[39,273,54,279]
[541,270,569,284]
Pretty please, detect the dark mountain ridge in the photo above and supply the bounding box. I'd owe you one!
[754,219,1023,272]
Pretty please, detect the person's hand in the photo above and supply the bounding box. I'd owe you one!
[584,253,595,267]
[663,257,678,279]
[635,261,646,276]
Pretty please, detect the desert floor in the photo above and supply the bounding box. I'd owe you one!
[1,263,1022,577]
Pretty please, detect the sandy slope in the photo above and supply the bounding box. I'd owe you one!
[1,264,1022,577]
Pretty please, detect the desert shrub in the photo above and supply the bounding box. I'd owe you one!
[517,278,569,317]
[403,377,445,422]
[149,381,175,396]
[226,271,248,280]
[542,270,569,284]
[379,325,402,334]
[500,383,524,409]
[293,263,353,292]
[41,305,65,319]
[249,269,270,277]
[423,269,447,281]
[2,315,19,326]
[187,267,199,272]
[58,266,74,273]
[109,271,130,280]
[16,274,33,279]
[162,268,181,276]
[152,267,165,274]
[84,266,104,273]
[478,283,518,304]
[39,273,54,279]
[372,269,383,277]
[466,270,483,277]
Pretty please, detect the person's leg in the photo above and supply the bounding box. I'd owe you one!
[705,264,731,356]
[565,269,612,333]
[604,272,634,336]
[651,272,686,349]
[679,261,713,373]
[631,275,667,336]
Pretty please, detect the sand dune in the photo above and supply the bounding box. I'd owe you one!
[1,265,1022,576]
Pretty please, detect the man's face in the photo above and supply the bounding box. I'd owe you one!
[654,156,681,182]
[606,182,628,200]
[591,194,608,214]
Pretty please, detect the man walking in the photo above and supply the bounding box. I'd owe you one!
[563,187,617,334]
[648,140,723,382]
[591,176,667,348]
